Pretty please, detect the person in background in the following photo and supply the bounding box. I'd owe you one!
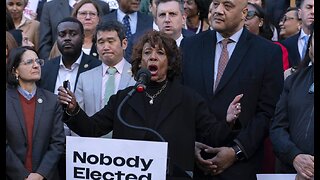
[58,30,242,179]
[280,0,314,68]
[6,46,65,180]
[74,21,136,138]
[6,0,40,51]
[183,0,211,34]
[49,0,103,59]
[279,7,302,40]
[38,0,110,60]
[156,0,194,47]
[270,23,314,180]
[245,2,290,72]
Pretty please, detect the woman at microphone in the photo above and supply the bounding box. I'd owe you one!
[57,31,242,178]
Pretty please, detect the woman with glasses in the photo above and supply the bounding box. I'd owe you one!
[270,24,314,179]
[49,0,102,60]
[6,46,65,180]
[279,7,301,40]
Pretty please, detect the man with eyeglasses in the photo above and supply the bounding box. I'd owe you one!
[278,7,301,40]
[38,0,110,60]
[280,0,314,68]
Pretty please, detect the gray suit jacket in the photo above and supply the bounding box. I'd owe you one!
[6,88,65,180]
[75,60,136,116]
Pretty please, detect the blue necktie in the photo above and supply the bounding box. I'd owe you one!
[122,15,132,40]
[301,35,309,60]
[104,67,117,104]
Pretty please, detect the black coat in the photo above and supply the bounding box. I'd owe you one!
[270,65,314,173]
[64,80,233,178]
[181,29,284,180]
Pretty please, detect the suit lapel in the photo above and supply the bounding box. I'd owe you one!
[33,89,44,138]
[9,89,28,140]
[201,31,216,97]
[93,66,103,111]
[119,61,134,90]
[215,29,251,94]
[76,54,91,91]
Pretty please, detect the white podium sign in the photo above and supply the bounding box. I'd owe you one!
[66,136,168,180]
[257,174,297,180]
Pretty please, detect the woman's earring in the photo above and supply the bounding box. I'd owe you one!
[16,75,19,81]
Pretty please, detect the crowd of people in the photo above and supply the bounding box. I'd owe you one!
[6,0,314,179]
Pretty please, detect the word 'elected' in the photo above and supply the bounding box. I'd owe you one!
[74,167,151,180]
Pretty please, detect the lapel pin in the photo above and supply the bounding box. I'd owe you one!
[84,64,89,68]
[37,98,43,104]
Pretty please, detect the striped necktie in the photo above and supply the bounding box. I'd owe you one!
[214,38,231,91]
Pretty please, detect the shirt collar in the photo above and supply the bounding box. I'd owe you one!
[17,85,37,100]
[59,51,83,69]
[299,28,310,40]
[102,58,126,76]
[216,27,243,44]
[117,9,137,22]
[176,34,184,47]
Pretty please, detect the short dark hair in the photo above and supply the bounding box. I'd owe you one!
[156,0,184,14]
[56,17,84,35]
[7,46,39,88]
[95,20,126,43]
[131,31,181,81]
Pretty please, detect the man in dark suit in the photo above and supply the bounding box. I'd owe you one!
[180,0,284,179]
[39,17,101,94]
[155,0,194,47]
[102,0,153,62]
[38,17,101,180]
[280,0,314,68]
[38,0,110,60]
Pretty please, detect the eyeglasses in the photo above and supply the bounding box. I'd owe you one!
[77,11,98,18]
[20,58,44,66]
[246,11,259,20]
[280,15,296,23]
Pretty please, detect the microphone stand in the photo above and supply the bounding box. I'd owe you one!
[116,87,192,179]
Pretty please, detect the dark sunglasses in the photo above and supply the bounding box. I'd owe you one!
[246,11,259,20]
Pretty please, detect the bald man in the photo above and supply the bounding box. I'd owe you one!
[181,0,284,179]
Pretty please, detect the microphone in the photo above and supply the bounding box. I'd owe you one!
[135,68,151,92]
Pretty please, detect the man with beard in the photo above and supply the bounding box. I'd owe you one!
[38,17,101,180]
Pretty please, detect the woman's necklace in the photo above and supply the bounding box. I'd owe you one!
[145,81,168,105]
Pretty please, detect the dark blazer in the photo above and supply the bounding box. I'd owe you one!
[39,0,72,60]
[182,28,195,38]
[281,31,301,68]
[64,80,233,178]
[270,66,314,173]
[181,28,284,180]
[38,0,109,60]
[6,88,65,180]
[39,53,101,93]
[102,10,153,62]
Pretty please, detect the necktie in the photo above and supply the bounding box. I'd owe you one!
[214,38,231,91]
[301,35,309,60]
[104,67,117,104]
[122,15,132,40]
